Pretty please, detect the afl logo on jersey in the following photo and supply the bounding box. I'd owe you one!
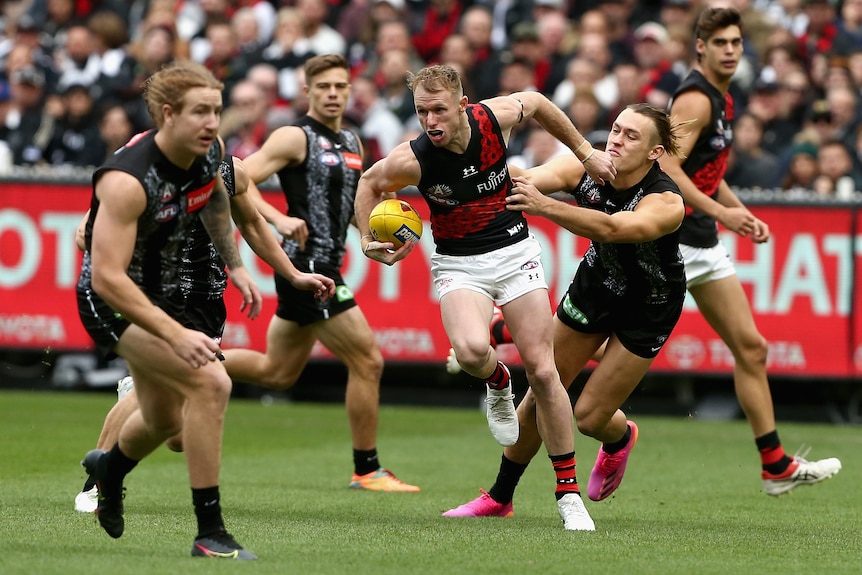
[708,135,726,151]
[320,151,341,166]
[156,204,179,222]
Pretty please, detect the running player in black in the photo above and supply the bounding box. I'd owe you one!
[222,54,419,491]
[354,64,617,530]
[77,61,332,559]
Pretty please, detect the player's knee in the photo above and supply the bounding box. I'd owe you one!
[522,362,558,389]
[165,433,184,452]
[191,371,233,407]
[738,333,768,368]
[262,368,300,391]
[450,340,491,372]
[573,405,602,438]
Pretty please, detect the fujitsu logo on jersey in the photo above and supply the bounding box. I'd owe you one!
[476,168,508,194]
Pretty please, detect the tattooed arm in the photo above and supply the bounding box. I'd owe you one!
[200,181,263,318]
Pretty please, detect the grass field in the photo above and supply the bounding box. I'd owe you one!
[1,389,859,575]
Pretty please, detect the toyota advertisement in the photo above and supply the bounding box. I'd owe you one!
[2,180,860,378]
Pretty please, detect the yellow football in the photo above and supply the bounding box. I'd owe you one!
[368,199,422,248]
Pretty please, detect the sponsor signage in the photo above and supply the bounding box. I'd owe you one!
[1,181,860,377]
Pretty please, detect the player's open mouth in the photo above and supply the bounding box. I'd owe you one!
[427,130,444,140]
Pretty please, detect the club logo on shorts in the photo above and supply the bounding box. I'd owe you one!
[336,285,354,302]
[561,294,589,325]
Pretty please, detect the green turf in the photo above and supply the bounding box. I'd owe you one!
[0,390,858,575]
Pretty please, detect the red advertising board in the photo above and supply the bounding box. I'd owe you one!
[1,180,861,377]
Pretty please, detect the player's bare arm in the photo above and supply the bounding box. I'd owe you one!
[486,91,616,184]
[224,157,335,302]
[243,126,311,247]
[204,176,263,317]
[508,175,683,242]
[714,179,770,242]
[519,155,585,194]
[91,171,220,366]
[355,142,421,265]
[75,210,89,251]
[660,90,737,222]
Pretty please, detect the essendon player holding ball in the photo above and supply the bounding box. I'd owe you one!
[354,64,616,530]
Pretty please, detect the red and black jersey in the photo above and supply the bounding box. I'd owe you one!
[409,103,528,256]
[669,69,733,248]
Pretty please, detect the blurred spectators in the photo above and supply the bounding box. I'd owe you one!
[814,138,862,194]
[221,79,269,159]
[659,0,697,30]
[0,65,52,165]
[509,121,572,170]
[781,141,821,191]
[345,74,403,166]
[552,56,604,111]
[632,21,680,110]
[96,102,134,161]
[353,20,423,89]
[566,88,606,140]
[438,34,477,101]
[114,24,177,131]
[296,0,346,57]
[200,17,249,101]
[54,22,100,92]
[726,112,780,190]
[377,48,416,125]
[246,62,296,130]
[257,7,314,104]
[0,0,861,202]
[535,7,576,96]
[45,82,103,167]
[412,0,462,63]
[798,0,843,65]
[752,71,810,158]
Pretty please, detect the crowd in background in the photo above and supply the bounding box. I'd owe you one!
[2,0,862,196]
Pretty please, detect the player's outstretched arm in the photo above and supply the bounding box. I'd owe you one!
[485,92,616,184]
[507,177,683,243]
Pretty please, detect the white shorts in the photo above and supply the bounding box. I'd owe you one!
[681,242,737,288]
[431,235,548,305]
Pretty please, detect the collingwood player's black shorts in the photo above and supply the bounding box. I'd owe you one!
[555,272,684,359]
[78,287,226,359]
[274,259,356,326]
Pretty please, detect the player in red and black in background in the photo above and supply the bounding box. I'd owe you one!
[660,6,841,495]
